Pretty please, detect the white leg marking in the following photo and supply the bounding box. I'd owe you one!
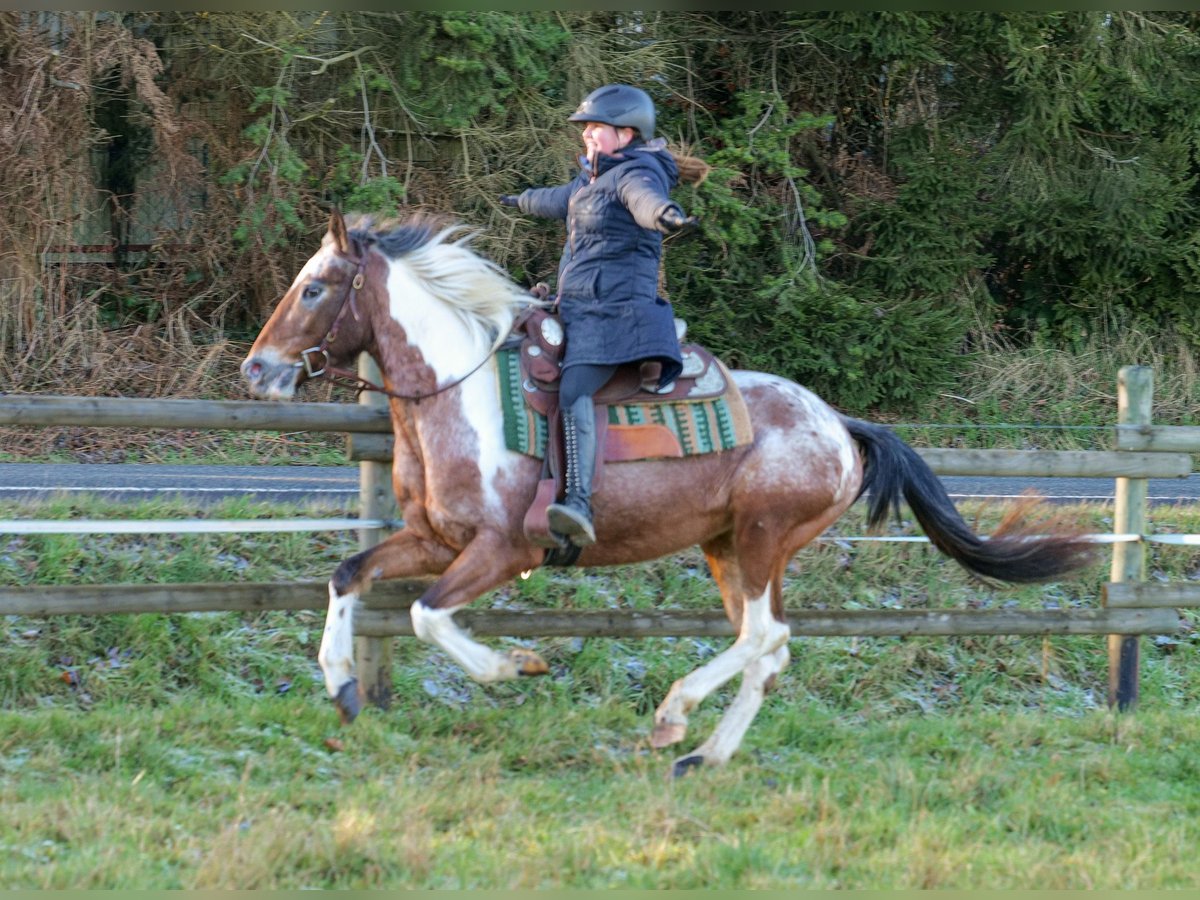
[685,643,790,767]
[409,601,518,683]
[317,581,358,698]
[655,588,790,735]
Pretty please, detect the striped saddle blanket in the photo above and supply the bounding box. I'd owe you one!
[496,347,754,463]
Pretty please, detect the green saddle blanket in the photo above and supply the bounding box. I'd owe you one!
[497,348,753,461]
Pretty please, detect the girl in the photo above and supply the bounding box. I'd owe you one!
[501,84,699,548]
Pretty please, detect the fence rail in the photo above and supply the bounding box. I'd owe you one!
[1,364,1196,711]
[0,582,1179,638]
[0,394,388,433]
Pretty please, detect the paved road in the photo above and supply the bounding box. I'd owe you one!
[0,463,360,505]
[0,462,1196,506]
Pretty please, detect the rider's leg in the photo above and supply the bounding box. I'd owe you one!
[547,363,615,547]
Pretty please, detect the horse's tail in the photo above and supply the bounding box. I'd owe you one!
[841,416,1097,584]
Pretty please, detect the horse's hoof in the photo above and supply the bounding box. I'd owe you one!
[334,679,361,725]
[509,648,549,676]
[672,755,704,778]
[650,720,688,749]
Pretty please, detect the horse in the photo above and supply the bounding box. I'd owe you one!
[241,208,1095,775]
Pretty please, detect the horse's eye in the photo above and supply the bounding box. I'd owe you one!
[303,284,323,301]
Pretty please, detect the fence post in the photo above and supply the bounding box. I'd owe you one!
[1107,365,1152,711]
[355,353,398,711]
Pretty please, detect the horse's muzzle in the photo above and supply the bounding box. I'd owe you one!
[241,353,302,400]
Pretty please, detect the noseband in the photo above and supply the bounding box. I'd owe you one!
[296,247,496,402]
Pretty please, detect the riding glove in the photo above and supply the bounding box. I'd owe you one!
[659,205,698,234]
[500,195,520,208]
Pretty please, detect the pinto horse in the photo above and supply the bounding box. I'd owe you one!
[241,209,1093,774]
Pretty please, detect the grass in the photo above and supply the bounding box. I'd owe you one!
[881,322,1199,451]
[0,425,348,467]
[2,494,1200,887]
[4,700,1200,889]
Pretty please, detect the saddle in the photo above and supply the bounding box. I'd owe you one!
[504,304,751,553]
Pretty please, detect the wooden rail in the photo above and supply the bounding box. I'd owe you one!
[348,432,1192,476]
[3,393,1192,480]
[0,582,1176,638]
[0,394,389,433]
[1116,424,1200,453]
[1104,582,1200,609]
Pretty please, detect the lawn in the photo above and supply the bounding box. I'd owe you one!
[1,495,1198,888]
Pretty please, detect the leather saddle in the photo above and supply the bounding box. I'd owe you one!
[504,304,744,553]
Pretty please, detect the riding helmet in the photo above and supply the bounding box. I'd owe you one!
[568,84,656,143]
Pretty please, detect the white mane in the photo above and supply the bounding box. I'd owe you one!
[355,216,543,350]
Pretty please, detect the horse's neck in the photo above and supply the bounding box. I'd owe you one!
[385,354,511,515]
[369,299,505,441]
[369,285,495,401]
[383,265,495,378]
[369,263,516,501]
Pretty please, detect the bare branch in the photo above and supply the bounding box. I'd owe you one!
[238,32,377,75]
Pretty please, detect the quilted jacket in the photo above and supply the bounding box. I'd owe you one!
[516,138,684,384]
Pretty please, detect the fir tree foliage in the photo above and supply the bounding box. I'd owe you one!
[8,11,1200,411]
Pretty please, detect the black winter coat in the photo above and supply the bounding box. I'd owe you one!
[516,139,684,385]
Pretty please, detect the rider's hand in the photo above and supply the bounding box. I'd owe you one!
[500,194,520,208]
[659,205,698,234]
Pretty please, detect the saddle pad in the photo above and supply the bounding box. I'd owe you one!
[497,349,754,461]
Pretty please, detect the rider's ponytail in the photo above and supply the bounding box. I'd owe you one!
[671,149,711,186]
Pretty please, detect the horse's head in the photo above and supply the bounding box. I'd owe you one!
[241,208,375,400]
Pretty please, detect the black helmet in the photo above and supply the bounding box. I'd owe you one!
[567,84,656,142]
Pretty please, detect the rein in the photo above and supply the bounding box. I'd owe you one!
[296,249,497,402]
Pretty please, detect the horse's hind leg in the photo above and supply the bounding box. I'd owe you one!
[651,580,789,753]
[650,535,789,752]
[671,643,790,777]
[653,501,849,771]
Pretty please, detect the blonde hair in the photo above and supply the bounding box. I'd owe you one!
[672,149,711,186]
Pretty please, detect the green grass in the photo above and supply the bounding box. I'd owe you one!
[0,427,349,467]
[4,698,1200,888]
[1,495,1199,887]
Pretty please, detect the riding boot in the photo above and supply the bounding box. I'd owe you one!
[547,395,597,546]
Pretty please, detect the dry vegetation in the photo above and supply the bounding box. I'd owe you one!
[1,13,1196,463]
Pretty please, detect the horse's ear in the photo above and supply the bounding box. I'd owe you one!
[327,206,352,256]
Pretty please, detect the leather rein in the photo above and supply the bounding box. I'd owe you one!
[296,249,496,402]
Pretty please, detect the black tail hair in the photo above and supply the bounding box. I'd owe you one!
[842,417,1096,584]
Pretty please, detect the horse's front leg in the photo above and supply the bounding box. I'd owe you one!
[319,529,456,723]
[408,532,547,684]
[320,528,543,724]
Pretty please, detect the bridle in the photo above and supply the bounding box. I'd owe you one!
[295,246,497,402]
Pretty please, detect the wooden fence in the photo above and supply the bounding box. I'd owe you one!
[1,363,1197,712]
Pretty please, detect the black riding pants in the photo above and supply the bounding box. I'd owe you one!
[559,363,617,408]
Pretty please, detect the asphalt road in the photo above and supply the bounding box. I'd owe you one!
[0,462,1196,506]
